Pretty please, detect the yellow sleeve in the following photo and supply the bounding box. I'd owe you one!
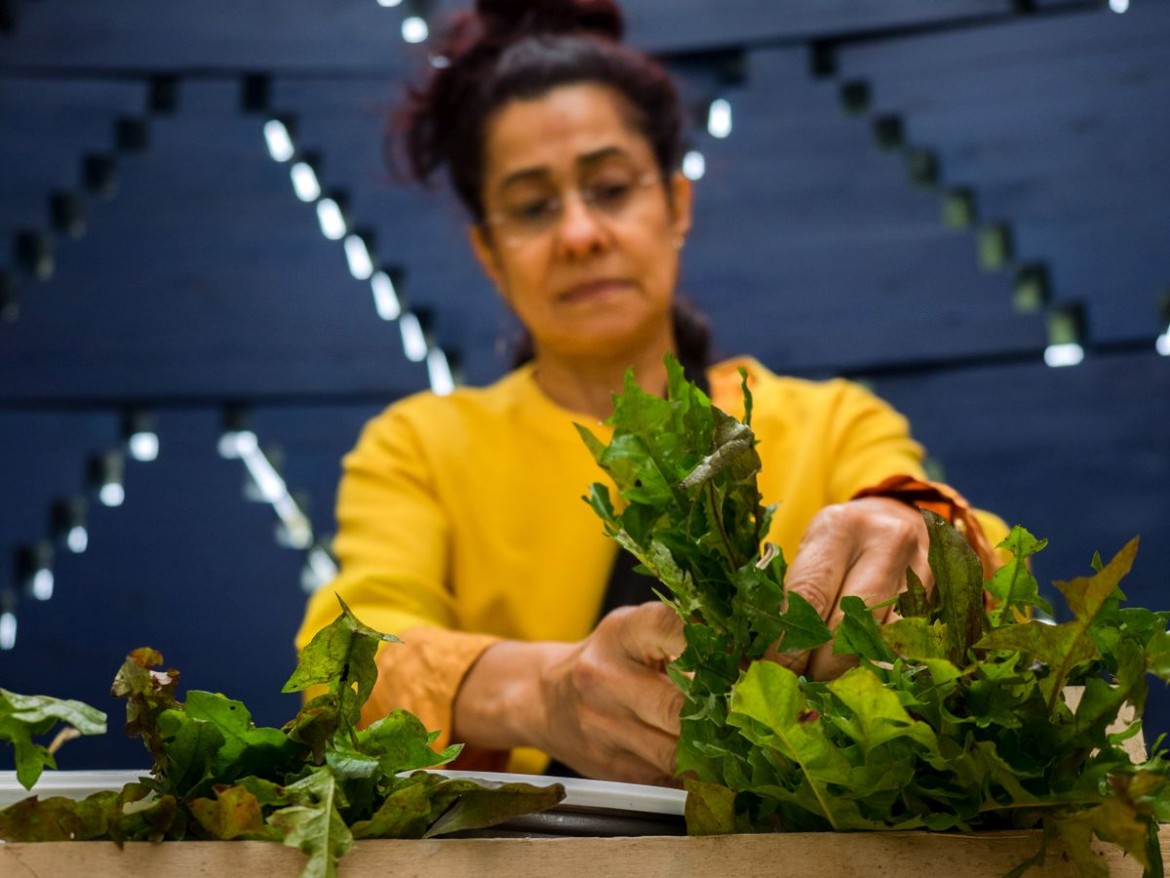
[294,400,500,757]
[828,381,1011,574]
[821,379,929,504]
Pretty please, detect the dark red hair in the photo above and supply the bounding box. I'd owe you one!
[394,0,711,370]
[398,0,684,221]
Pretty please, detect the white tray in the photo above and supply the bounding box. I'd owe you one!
[0,768,686,817]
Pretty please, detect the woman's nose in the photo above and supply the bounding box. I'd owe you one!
[555,190,609,256]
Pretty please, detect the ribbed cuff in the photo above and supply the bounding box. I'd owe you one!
[360,626,510,771]
[850,474,999,578]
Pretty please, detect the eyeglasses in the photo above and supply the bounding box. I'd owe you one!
[484,170,662,248]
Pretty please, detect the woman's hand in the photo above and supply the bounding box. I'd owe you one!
[772,496,932,681]
[452,601,686,786]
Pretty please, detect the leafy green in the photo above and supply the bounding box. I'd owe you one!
[582,353,1170,877]
[0,688,107,789]
[0,598,564,876]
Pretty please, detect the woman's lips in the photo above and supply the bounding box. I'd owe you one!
[558,279,631,303]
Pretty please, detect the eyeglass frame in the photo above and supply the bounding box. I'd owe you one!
[480,168,667,249]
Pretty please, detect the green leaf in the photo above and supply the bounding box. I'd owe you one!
[356,709,461,775]
[189,784,273,840]
[109,647,181,768]
[422,776,565,838]
[833,596,897,665]
[921,510,987,666]
[183,690,305,784]
[155,707,227,799]
[349,776,435,839]
[882,617,949,663]
[0,689,107,736]
[897,567,932,619]
[269,767,354,878]
[683,778,739,835]
[978,538,1139,710]
[0,791,120,842]
[1147,629,1170,682]
[826,667,938,755]
[986,526,1053,624]
[282,596,400,731]
[728,661,853,829]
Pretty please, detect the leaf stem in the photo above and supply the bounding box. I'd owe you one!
[707,481,741,570]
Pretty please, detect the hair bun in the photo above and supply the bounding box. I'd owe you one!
[476,0,624,42]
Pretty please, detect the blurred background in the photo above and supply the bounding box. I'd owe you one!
[1,0,1167,770]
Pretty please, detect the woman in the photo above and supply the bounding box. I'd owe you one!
[296,0,1006,786]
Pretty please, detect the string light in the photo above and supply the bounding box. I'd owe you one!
[30,569,54,602]
[128,431,159,462]
[1109,0,1129,12]
[316,198,347,240]
[683,150,706,181]
[399,312,429,362]
[377,0,403,6]
[370,271,402,321]
[427,348,456,396]
[302,544,339,593]
[66,525,89,554]
[708,98,733,139]
[1045,306,1085,368]
[402,16,429,43]
[1044,342,1085,368]
[344,234,375,280]
[263,119,296,163]
[92,452,126,508]
[218,428,257,460]
[1156,328,1170,357]
[0,612,16,651]
[219,413,316,555]
[290,161,322,202]
[53,498,89,555]
[18,543,54,602]
[124,410,160,462]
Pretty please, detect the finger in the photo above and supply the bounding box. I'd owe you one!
[611,601,687,667]
[806,541,920,680]
[778,524,857,675]
[621,664,686,737]
[578,744,680,787]
[620,717,680,779]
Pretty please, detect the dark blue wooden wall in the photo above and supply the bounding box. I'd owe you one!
[1,0,1168,771]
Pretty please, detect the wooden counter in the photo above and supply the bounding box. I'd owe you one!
[3,827,1165,878]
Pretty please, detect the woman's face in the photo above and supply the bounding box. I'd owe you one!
[470,82,692,363]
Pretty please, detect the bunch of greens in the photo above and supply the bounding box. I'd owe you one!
[579,355,1170,878]
[0,599,563,878]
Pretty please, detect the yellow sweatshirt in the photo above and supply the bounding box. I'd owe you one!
[296,357,1006,774]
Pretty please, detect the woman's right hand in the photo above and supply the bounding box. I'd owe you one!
[452,601,686,786]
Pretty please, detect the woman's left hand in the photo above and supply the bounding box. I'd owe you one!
[771,496,932,680]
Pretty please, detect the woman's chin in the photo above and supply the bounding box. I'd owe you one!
[544,324,667,362]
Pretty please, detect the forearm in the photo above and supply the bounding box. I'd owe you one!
[450,639,571,753]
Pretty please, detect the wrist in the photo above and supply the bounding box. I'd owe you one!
[452,639,569,753]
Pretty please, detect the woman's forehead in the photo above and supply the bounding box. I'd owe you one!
[483,83,652,183]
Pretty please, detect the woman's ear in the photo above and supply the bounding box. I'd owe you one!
[669,171,694,245]
[469,224,509,303]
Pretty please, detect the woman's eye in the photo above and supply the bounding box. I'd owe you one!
[589,181,633,207]
[508,198,558,224]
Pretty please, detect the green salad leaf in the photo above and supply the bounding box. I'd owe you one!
[0,598,565,876]
[580,353,1170,877]
[0,688,107,789]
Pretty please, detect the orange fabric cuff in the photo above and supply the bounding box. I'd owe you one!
[851,474,998,579]
[360,626,510,773]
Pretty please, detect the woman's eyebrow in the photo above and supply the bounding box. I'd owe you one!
[497,146,634,193]
[575,146,631,169]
